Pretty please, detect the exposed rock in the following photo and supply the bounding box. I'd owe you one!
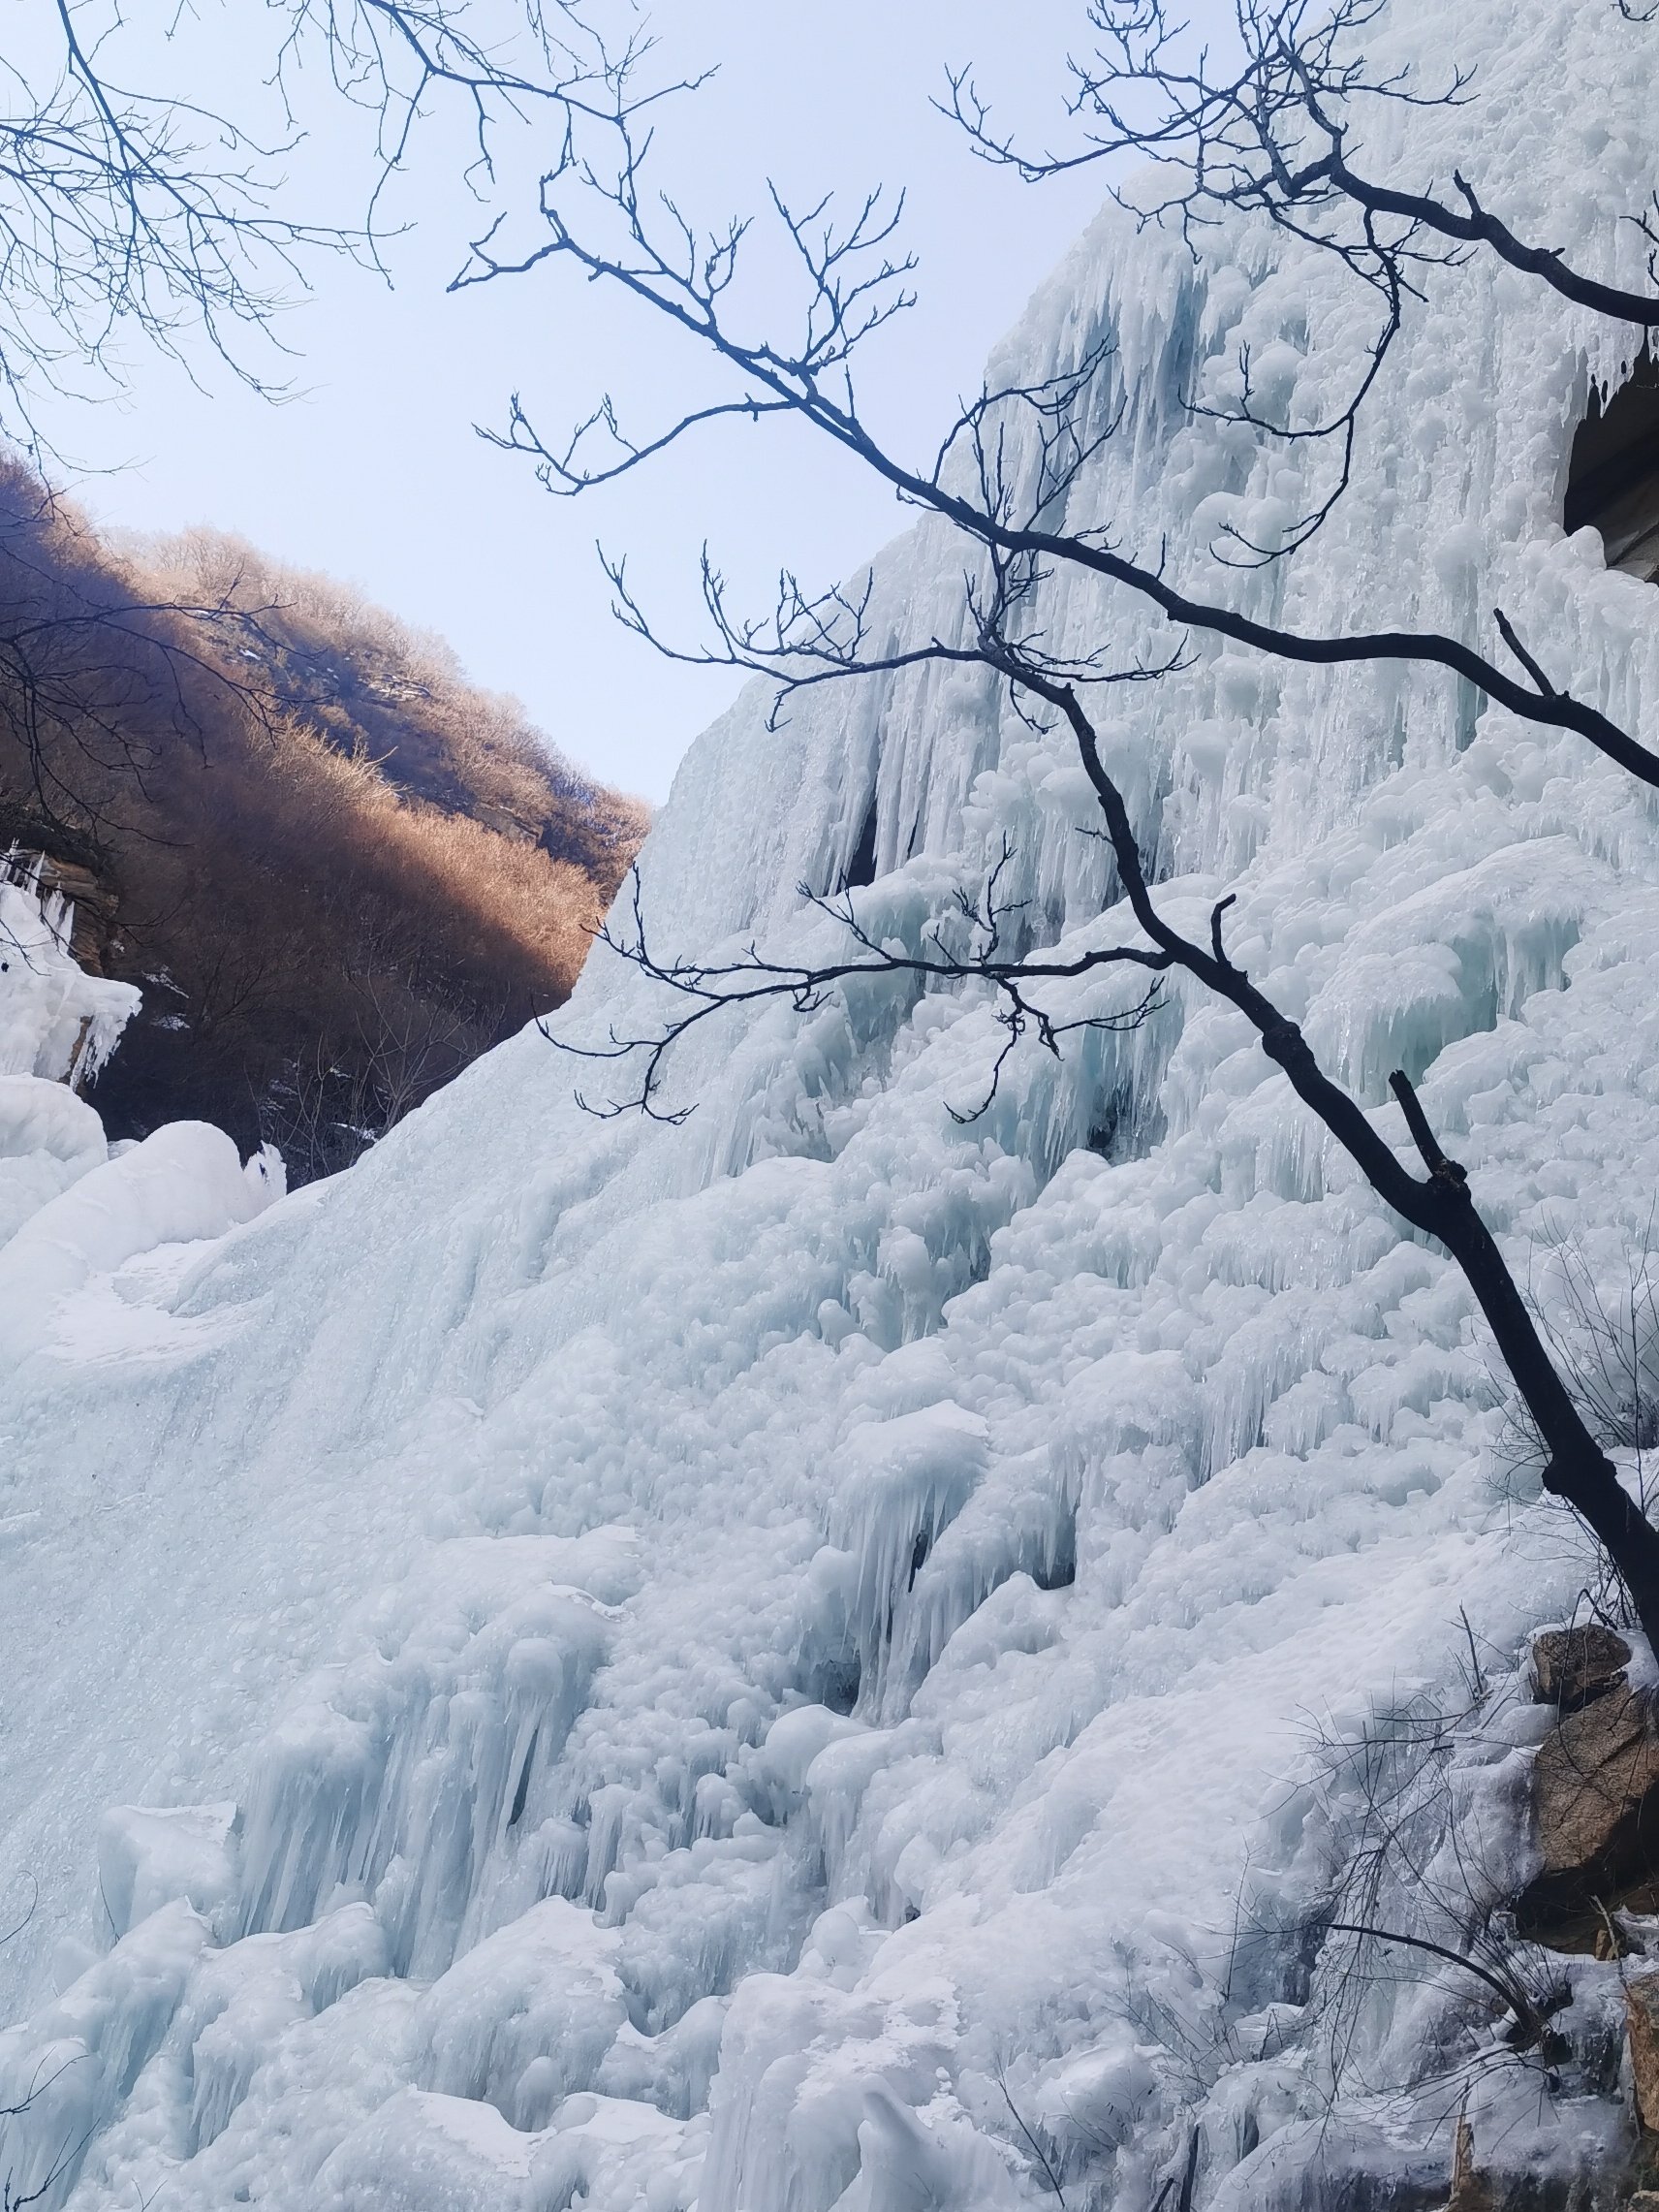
[1632,1976,1659,2133]
[33,855,120,976]
[1516,1686,1659,1942]
[1532,1625,1633,1715]
[1442,2115,1494,2212]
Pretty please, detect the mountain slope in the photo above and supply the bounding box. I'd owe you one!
[0,473,647,1175]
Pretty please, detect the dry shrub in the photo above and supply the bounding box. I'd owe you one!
[129,523,651,878]
[0,455,648,1178]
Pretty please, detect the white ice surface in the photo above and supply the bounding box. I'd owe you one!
[4,0,1659,2202]
[0,863,137,1091]
[0,863,144,1253]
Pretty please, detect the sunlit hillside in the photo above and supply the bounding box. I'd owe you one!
[0,464,648,1178]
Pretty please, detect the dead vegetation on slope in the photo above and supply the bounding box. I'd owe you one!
[0,458,648,1179]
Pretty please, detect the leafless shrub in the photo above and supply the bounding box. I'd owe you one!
[0,456,644,1178]
[1487,1223,1659,1627]
[1277,1689,1572,2120]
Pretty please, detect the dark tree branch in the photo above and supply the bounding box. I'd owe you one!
[459,73,1659,789]
[945,1,1659,327]
[1388,1069,1466,1185]
[475,10,1659,1651]
[933,0,1659,568]
[549,851,1168,1124]
[1491,608,1561,704]
[1318,1921,1566,2052]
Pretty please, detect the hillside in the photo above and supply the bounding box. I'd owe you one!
[0,468,647,1177]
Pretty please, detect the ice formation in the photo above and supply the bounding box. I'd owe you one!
[0,856,134,1248]
[0,858,282,1367]
[0,853,136,1082]
[3,0,1659,2201]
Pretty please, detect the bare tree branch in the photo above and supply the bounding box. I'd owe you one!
[944,1,1659,328]
[457,50,1659,787]
[0,0,663,456]
[473,0,1659,1782]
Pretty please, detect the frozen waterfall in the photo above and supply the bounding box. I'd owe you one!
[2,0,1658,2202]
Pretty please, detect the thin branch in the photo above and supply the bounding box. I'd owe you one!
[997,2071,1069,2207]
[461,80,1659,787]
[1319,1921,1563,2049]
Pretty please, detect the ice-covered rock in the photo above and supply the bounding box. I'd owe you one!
[0,862,140,1253]
[0,858,136,1091]
[0,1073,108,1248]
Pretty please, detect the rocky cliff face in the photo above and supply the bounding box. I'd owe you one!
[2,0,1659,2204]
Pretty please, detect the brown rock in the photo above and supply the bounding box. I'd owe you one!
[28,851,120,976]
[1532,1624,1632,1714]
[1443,2114,1494,2211]
[1632,1975,1659,2133]
[1516,1685,1659,1936]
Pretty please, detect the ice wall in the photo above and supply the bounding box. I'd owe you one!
[2,0,1658,2203]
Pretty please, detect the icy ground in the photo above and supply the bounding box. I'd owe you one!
[4,0,1659,2201]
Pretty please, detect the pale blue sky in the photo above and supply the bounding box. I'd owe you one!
[32,5,1122,801]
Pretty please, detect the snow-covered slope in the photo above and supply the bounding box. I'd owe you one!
[3,0,1659,2203]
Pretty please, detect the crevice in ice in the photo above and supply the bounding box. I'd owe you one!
[841,791,879,892]
[1032,1498,1078,1592]
[937,984,1179,1213]
[507,1729,539,1828]
[807,1649,861,1717]
[1567,348,1659,581]
[825,1403,990,1721]
[1078,1058,1172,1173]
[1085,1097,1124,1159]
